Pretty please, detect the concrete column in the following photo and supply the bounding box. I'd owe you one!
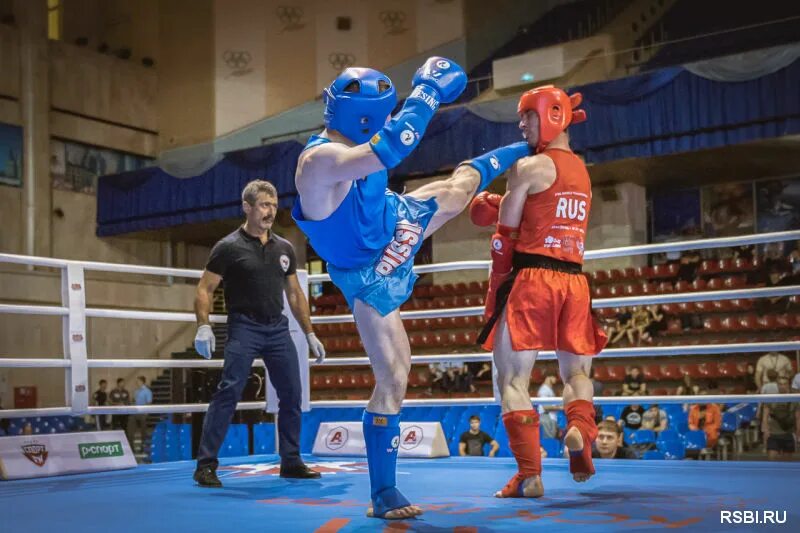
[15,0,51,258]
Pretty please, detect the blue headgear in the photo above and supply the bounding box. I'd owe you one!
[323,68,397,144]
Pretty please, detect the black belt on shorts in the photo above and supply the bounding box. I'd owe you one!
[232,309,283,325]
[476,252,583,345]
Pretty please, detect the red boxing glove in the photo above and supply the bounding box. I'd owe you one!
[469,192,502,227]
[485,225,518,319]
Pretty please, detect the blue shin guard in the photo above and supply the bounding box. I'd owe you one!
[363,411,411,517]
[466,141,532,192]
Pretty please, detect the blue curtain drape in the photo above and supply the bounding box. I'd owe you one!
[97,60,799,237]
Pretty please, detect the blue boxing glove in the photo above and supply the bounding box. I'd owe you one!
[465,141,533,192]
[370,57,466,169]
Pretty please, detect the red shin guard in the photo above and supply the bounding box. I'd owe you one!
[499,410,541,497]
[565,399,598,475]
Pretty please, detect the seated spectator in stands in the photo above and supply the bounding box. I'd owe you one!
[676,375,700,397]
[744,363,758,394]
[610,307,633,345]
[757,267,791,313]
[644,305,665,341]
[629,307,654,345]
[593,420,636,459]
[792,370,800,393]
[641,404,668,433]
[756,352,793,389]
[619,403,646,431]
[458,363,476,393]
[537,374,559,439]
[760,242,788,281]
[761,369,780,395]
[677,250,702,282]
[622,365,647,396]
[733,245,754,261]
[761,376,799,461]
[428,363,447,394]
[467,362,492,383]
[458,415,498,457]
[689,396,722,448]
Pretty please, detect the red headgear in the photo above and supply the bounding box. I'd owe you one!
[517,85,587,152]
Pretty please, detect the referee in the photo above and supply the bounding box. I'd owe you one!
[192,180,326,487]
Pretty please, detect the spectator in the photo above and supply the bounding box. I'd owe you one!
[629,307,654,346]
[593,420,636,459]
[609,307,633,345]
[93,379,109,430]
[757,267,791,313]
[689,396,722,448]
[733,245,754,261]
[129,376,152,450]
[537,374,559,439]
[761,376,799,461]
[458,364,476,393]
[428,363,447,394]
[755,352,793,389]
[644,305,665,341]
[676,375,700,397]
[761,369,780,395]
[622,366,646,396]
[744,363,758,394]
[792,370,800,392]
[677,250,701,282]
[109,378,130,432]
[466,362,492,383]
[641,404,668,433]
[458,415,499,457]
[619,403,645,431]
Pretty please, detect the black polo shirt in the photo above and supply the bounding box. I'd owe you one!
[206,227,297,320]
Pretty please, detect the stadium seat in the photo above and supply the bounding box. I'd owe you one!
[657,429,681,443]
[629,429,656,446]
[679,363,702,378]
[706,277,725,290]
[691,279,707,291]
[642,450,665,460]
[635,266,653,279]
[721,412,740,433]
[660,364,681,380]
[592,365,609,382]
[698,361,721,378]
[699,260,720,276]
[592,270,609,283]
[657,439,686,460]
[605,365,626,382]
[642,364,661,380]
[682,430,707,450]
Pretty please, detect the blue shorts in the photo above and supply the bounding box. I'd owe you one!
[327,193,438,316]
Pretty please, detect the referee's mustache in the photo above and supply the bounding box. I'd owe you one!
[262,216,274,223]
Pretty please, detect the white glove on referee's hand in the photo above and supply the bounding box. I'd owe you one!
[194,324,215,359]
[307,332,326,365]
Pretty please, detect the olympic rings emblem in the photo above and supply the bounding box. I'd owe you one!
[379,10,408,35]
[276,5,306,32]
[329,52,356,72]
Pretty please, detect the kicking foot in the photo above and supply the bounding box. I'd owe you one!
[565,426,593,482]
[366,505,424,519]
[494,473,544,498]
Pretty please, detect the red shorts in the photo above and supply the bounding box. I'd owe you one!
[483,268,608,355]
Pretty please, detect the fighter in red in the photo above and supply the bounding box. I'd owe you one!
[469,85,608,497]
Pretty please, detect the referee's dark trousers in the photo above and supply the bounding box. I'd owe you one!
[197,313,302,468]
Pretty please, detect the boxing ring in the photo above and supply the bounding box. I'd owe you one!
[2,230,800,532]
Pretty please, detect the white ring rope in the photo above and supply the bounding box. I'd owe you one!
[2,341,798,369]
[3,394,798,419]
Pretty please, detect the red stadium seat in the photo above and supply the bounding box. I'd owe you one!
[443,283,457,295]
[623,267,636,279]
[679,363,702,378]
[776,314,793,329]
[592,270,609,283]
[698,362,721,378]
[660,364,682,380]
[635,266,653,279]
[656,281,674,294]
[699,260,720,276]
[733,258,753,272]
[724,275,746,289]
[592,365,610,382]
[738,313,758,329]
[694,301,712,313]
[642,364,662,380]
[651,388,669,396]
[674,280,691,293]
[594,286,611,298]
[717,361,737,377]
[609,269,624,282]
[623,283,641,296]
[706,277,725,290]
[730,299,753,311]
[605,365,626,382]
[311,375,323,388]
[718,258,734,273]
[467,281,483,294]
[665,319,682,334]
[691,279,707,292]
[703,316,721,332]
[757,314,778,330]
[720,316,736,331]
[454,282,469,294]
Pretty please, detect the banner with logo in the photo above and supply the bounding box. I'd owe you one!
[312,422,449,458]
[0,431,136,480]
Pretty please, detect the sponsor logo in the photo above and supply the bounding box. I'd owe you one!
[492,238,503,251]
[489,155,500,170]
[375,220,423,276]
[222,50,253,78]
[544,235,561,249]
[390,436,400,451]
[577,240,585,256]
[436,59,450,70]
[720,510,787,525]
[325,427,349,450]
[555,197,587,221]
[275,5,306,32]
[279,254,290,273]
[78,441,124,460]
[372,416,388,427]
[400,130,415,146]
[21,442,48,467]
[379,10,408,35]
[328,52,356,72]
[400,426,423,450]
[409,86,439,112]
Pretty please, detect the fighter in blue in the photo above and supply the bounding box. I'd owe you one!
[293,57,531,519]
